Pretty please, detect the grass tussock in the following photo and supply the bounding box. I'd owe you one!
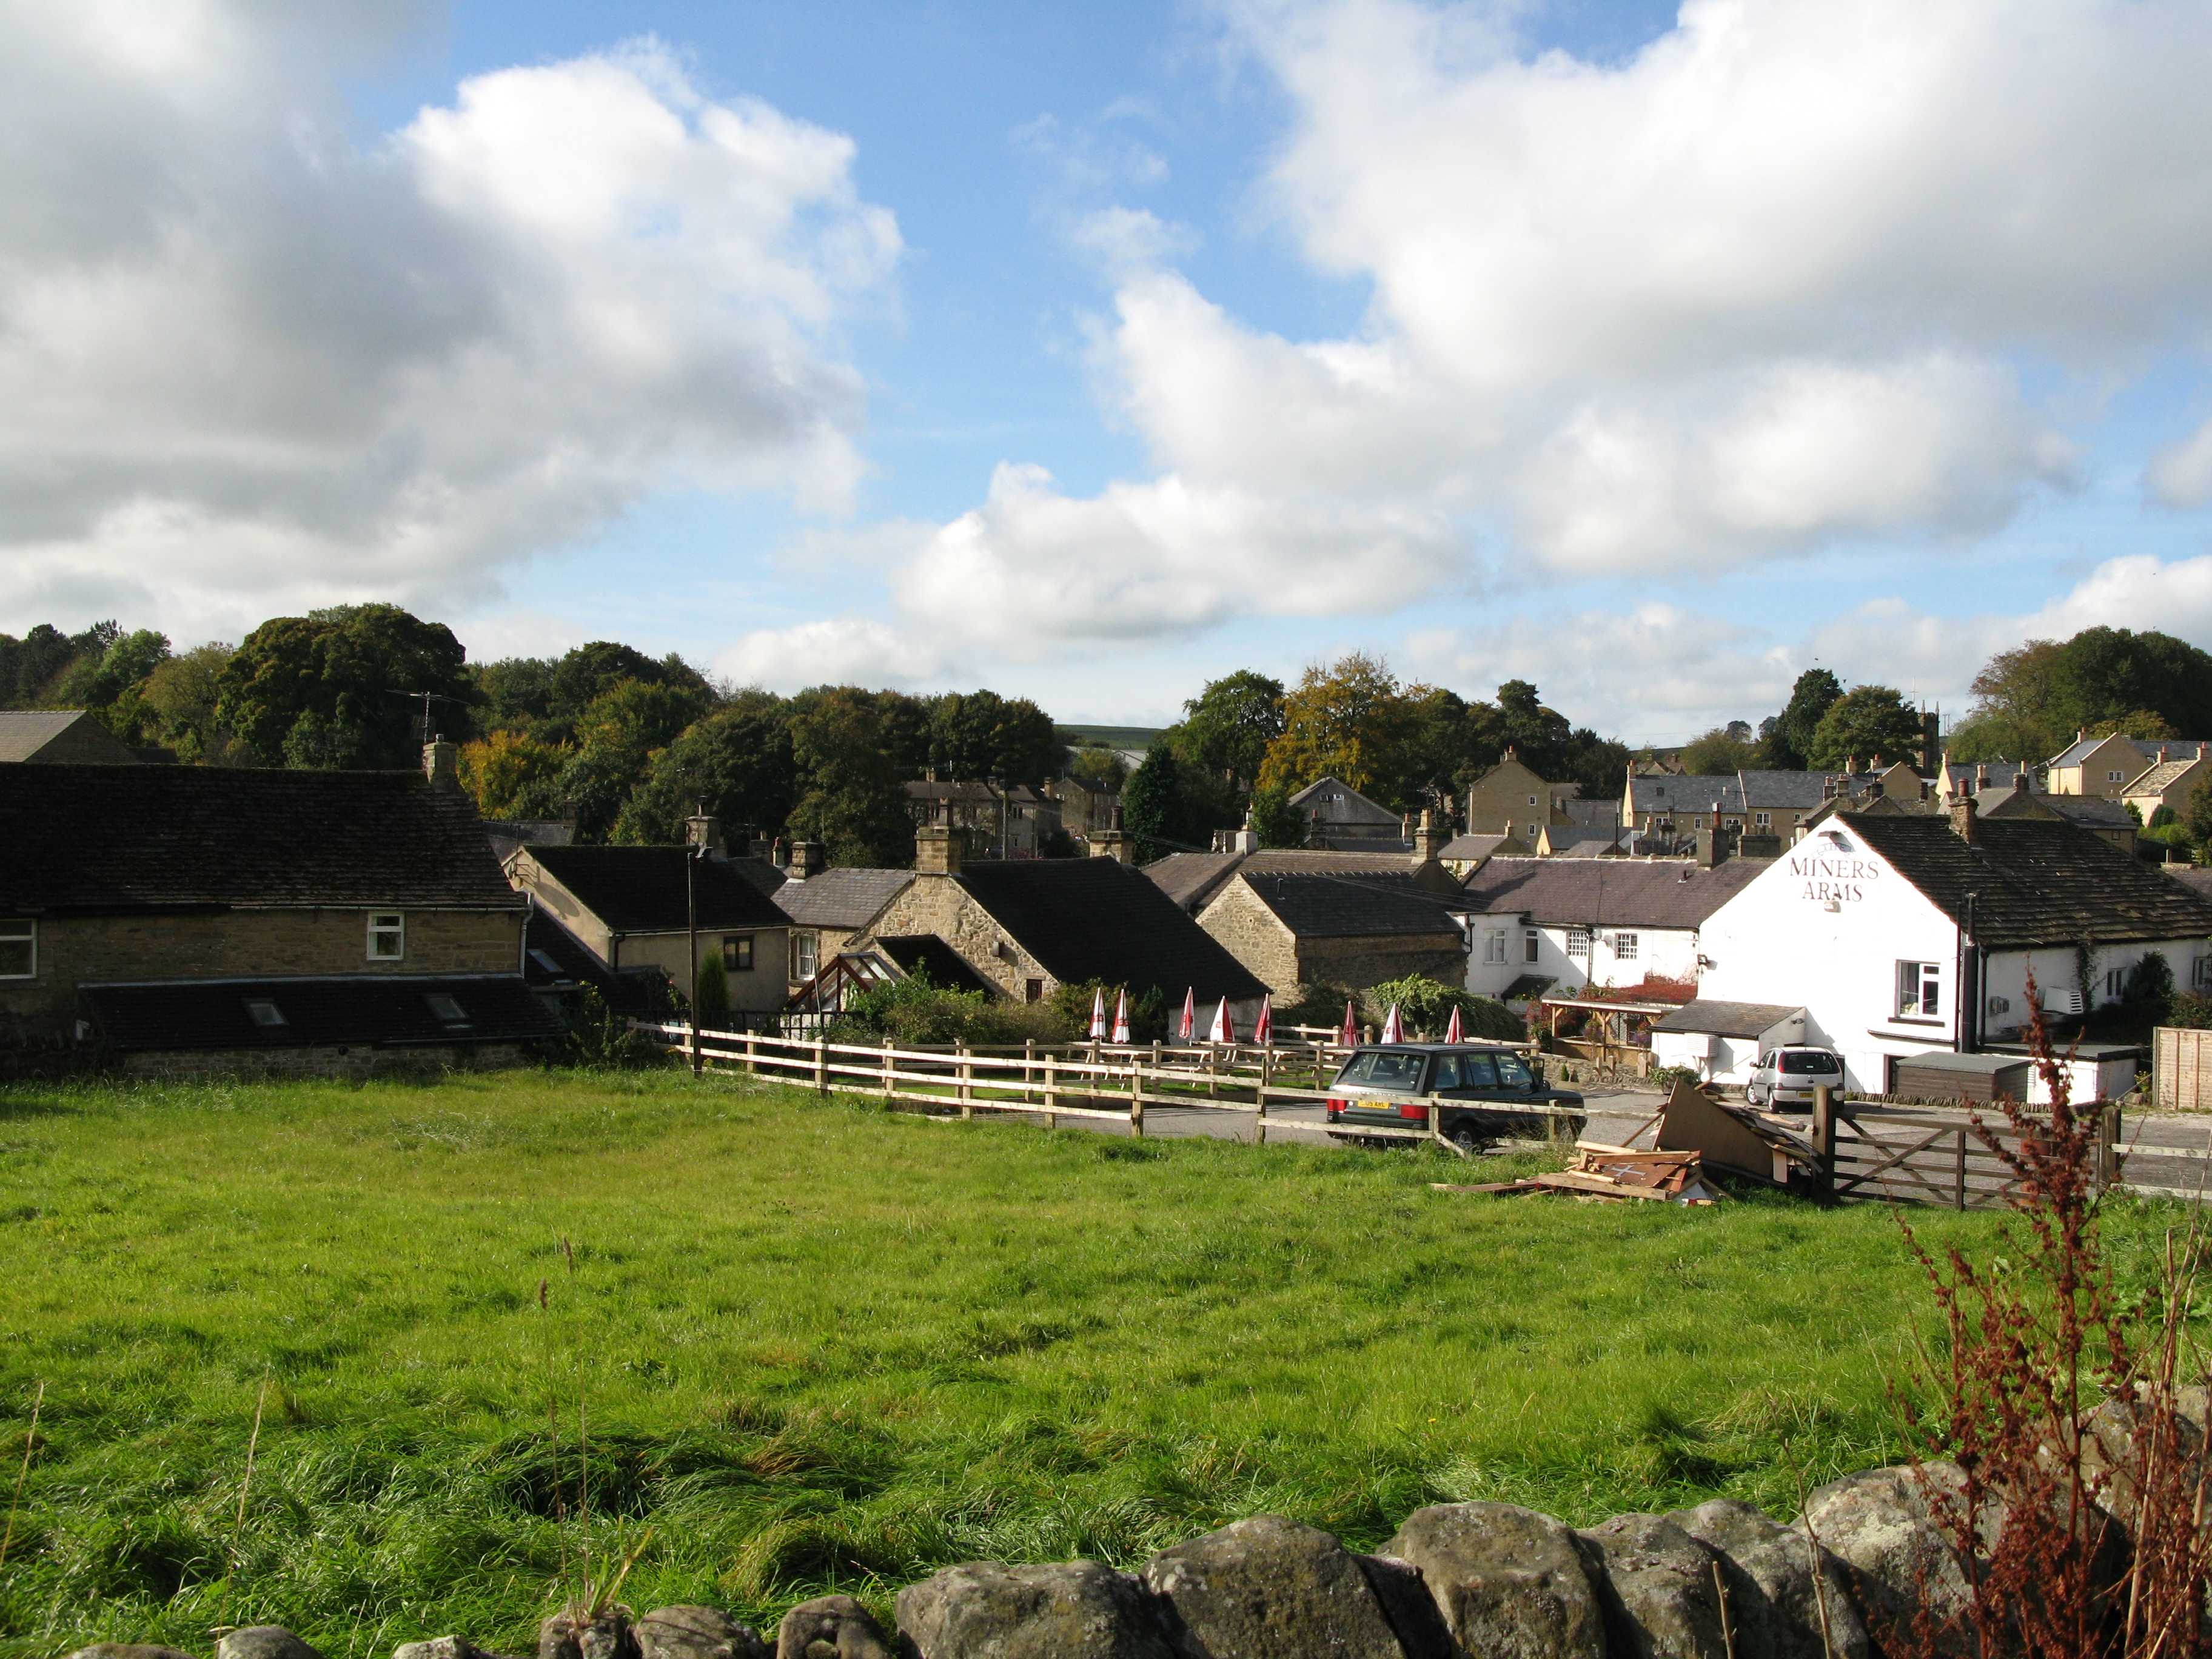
[0,1066,2190,1657]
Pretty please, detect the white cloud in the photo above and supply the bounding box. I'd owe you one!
[715,617,958,692]
[1038,0,2212,592]
[0,4,897,632]
[2149,416,2212,509]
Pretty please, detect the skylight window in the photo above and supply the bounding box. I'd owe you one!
[423,993,469,1024]
[243,999,287,1029]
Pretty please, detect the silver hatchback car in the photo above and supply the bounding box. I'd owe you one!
[1746,1045,1845,1110]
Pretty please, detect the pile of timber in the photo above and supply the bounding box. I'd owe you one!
[1435,1142,1723,1205]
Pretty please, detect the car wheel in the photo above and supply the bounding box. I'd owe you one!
[1447,1122,1482,1155]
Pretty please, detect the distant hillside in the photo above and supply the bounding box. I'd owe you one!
[1059,723,1162,753]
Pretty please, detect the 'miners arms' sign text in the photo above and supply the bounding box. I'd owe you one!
[1790,851,1880,905]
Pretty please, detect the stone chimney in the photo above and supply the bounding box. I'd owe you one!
[916,804,962,876]
[788,839,825,879]
[2012,771,2030,794]
[1230,806,1259,855]
[1413,808,1449,864]
[1951,796,1978,844]
[684,808,725,858]
[1401,812,1415,842]
[423,739,460,791]
[1975,763,1990,791]
[1092,802,1135,864]
[1694,826,1723,868]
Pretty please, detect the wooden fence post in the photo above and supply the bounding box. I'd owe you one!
[814,1034,828,1095]
[959,1041,973,1121]
[1025,1037,1036,1110]
[1812,1085,1835,1192]
[1256,1046,1272,1146]
[744,1030,757,1076]
[1044,1051,1059,1129]
[1954,1128,1967,1211]
[1131,1053,1145,1139]
[882,1036,894,1107]
[2100,1103,2121,1193]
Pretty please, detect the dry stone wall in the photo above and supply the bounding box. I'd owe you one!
[63,1460,2022,1659]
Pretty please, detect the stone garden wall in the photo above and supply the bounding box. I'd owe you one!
[61,1454,2052,1659]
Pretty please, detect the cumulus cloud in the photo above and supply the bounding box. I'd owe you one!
[0,2,897,628]
[1039,0,2212,594]
[2149,417,2212,509]
[719,461,1465,687]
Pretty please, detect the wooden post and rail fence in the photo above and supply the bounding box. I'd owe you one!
[637,1024,1583,1155]
[1803,1084,2128,1211]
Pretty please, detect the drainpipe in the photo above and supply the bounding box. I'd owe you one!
[1959,892,1979,1054]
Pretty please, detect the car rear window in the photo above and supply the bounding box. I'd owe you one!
[1335,1051,1426,1089]
[1779,1051,1841,1074]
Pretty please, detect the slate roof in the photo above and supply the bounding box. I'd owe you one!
[525,846,789,934]
[1839,811,2212,948]
[484,818,574,866]
[1650,999,1805,1039]
[1439,833,1517,862]
[2127,757,2207,796]
[1738,771,1840,811]
[876,935,996,996]
[1627,774,1743,815]
[2049,736,2210,770]
[2165,866,2212,902]
[1458,856,1772,929]
[1236,871,1465,940]
[952,857,1267,1002]
[1144,848,1437,913]
[1560,796,1620,827]
[0,709,135,763]
[79,973,560,1052]
[1976,788,2137,831]
[0,762,518,914]
[773,867,914,930]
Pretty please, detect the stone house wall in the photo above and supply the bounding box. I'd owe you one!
[860,876,1048,1000]
[1194,883,1302,994]
[0,908,521,1040]
[1198,883,1466,996]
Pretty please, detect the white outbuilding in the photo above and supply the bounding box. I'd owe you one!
[1684,801,2212,1094]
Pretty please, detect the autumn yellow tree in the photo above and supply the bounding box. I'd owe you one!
[460,729,571,818]
[1256,653,1429,800]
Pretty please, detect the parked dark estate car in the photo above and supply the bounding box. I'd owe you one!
[1325,1042,1586,1151]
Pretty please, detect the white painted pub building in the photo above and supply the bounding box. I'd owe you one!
[1654,802,2212,1095]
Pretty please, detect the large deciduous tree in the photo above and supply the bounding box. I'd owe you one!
[1258,653,1425,800]
[1123,745,1205,862]
[788,687,916,866]
[617,691,797,846]
[1171,671,1285,788]
[215,604,473,770]
[1761,668,1845,769]
[1806,685,1926,771]
[926,689,1060,785]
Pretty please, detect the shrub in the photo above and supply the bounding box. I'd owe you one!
[1359,974,1523,1041]
[695,951,729,1017]
[830,969,1068,1048]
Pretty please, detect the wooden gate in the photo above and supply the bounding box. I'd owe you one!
[1809,1092,2119,1210]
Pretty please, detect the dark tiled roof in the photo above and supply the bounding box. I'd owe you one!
[523,910,664,1016]
[1144,851,1246,911]
[1651,999,1805,1039]
[2165,866,2212,900]
[727,856,788,896]
[876,935,996,996]
[1560,796,1619,826]
[1238,871,1464,940]
[1144,848,1436,913]
[0,762,518,914]
[79,973,560,1052]
[526,846,789,933]
[0,710,138,763]
[773,867,914,930]
[1840,811,2212,948]
[952,858,1267,1002]
[484,819,574,865]
[1458,856,1771,929]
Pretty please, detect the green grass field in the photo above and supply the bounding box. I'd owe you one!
[0,1068,2184,1658]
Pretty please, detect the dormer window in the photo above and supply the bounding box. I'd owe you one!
[243,998,287,1030]
[367,912,405,960]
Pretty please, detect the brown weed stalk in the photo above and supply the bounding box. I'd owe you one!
[1894,976,2211,1659]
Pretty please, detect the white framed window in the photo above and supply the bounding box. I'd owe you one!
[1483,930,1507,965]
[367,912,404,960]
[1754,811,1772,828]
[0,919,33,979]
[1524,930,1540,964]
[2105,968,2127,1002]
[1526,794,1538,807]
[1897,960,1942,1017]
[1566,927,1590,959]
[723,934,754,971]
[1613,933,1638,960]
[791,930,819,981]
[2108,769,2125,783]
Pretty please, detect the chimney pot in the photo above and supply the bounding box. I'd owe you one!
[423,739,461,791]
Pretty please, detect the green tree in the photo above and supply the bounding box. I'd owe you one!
[2182,774,2212,846]
[1763,668,1845,769]
[1678,726,1761,776]
[1949,638,2066,762]
[548,642,706,721]
[617,691,797,846]
[1123,746,1200,862]
[1258,652,1424,799]
[1358,974,1523,1041]
[695,950,730,1017]
[216,604,474,770]
[139,643,243,762]
[2049,626,2212,739]
[1247,783,1307,848]
[1067,745,1128,789]
[925,689,1062,785]
[461,730,572,819]
[473,657,560,735]
[1805,685,1926,771]
[788,687,916,866]
[1170,671,1285,788]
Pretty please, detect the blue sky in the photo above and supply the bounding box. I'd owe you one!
[4,0,2212,743]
